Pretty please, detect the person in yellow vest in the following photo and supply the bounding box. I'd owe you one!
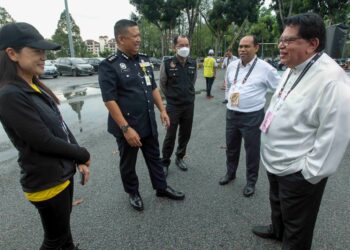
[0,22,91,250]
[203,49,217,99]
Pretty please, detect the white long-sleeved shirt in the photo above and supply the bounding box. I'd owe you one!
[226,56,280,112]
[261,53,350,184]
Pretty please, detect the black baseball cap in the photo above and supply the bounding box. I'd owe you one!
[0,22,61,50]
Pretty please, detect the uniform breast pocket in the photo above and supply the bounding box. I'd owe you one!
[169,70,180,78]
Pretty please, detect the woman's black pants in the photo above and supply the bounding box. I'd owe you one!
[31,180,75,250]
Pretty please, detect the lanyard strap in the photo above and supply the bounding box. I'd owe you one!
[233,57,258,85]
[278,52,323,100]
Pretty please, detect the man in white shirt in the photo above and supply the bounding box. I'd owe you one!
[252,13,350,250]
[222,48,238,103]
[218,35,280,198]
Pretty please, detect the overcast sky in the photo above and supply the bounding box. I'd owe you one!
[1,0,136,41]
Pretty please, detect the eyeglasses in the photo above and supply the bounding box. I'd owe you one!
[278,36,302,46]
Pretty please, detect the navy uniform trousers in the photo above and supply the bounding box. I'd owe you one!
[116,134,167,194]
[226,108,264,186]
[162,103,194,166]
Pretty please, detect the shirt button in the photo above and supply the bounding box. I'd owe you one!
[147,100,150,103]
[145,90,147,93]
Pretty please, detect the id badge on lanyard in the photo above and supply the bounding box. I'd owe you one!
[259,97,284,133]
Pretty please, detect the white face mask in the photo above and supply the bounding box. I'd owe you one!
[177,47,190,58]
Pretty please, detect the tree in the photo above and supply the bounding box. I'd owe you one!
[130,0,181,56]
[0,7,15,26]
[201,0,262,55]
[51,11,87,57]
[248,7,280,58]
[100,48,113,58]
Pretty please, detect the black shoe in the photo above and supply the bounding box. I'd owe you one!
[219,173,235,185]
[222,100,228,104]
[129,192,144,211]
[175,157,188,171]
[243,184,255,197]
[252,225,281,241]
[163,166,168,177]
[156,186,185,200]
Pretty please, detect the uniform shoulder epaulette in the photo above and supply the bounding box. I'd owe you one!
[138,52,148,57]
[107,54,118,63]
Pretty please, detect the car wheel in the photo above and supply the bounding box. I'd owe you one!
[72,69,77,77]
[53,75,58,79]
[59,71,62,76]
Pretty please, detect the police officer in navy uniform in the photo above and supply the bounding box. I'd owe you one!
[160,35,197,176]
[98,19,185,211]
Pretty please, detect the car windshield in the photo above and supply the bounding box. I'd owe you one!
[71,58,87,64]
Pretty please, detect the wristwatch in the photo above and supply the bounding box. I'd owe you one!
[120,124,130,133]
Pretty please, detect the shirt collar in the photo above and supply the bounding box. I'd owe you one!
[117,49,139,61]
[240,56,257,67]
[292,53,317,74]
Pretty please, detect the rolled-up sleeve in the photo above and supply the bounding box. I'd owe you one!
[98,60,119,102]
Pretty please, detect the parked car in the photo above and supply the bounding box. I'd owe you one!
[149,57,162,70]
[162,56,172,62]
[55,57,94,76]
[40,60,58,78]
[335,58,349,70]
[85,57,105,73]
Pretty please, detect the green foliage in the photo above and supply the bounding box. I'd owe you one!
[51,11,87,57]
[0,7,15,26]
[248,7,280,58]
[99,48,113,58]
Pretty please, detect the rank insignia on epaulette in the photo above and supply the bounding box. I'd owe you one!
[139,52,148,57]
[107,54,117,63]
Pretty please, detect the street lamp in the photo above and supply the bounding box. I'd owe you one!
[64,0,75,57]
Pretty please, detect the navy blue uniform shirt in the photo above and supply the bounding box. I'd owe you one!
[98,50,158,138]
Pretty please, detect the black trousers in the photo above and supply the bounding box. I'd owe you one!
[205,77,215,96]
[162,103,194,166]
[225,109,264,186]
[31,179,75,250]
[267,171,328,250]
[116,134,167,194]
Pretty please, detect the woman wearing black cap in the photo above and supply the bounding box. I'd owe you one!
[0,22,90,250]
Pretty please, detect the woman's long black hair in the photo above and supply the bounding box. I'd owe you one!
[0,48,60,104]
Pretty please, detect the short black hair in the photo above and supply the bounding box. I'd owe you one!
[173,35,188,46]
[241,35,259,46]
[284,12,325,52]
[114,19,138,39]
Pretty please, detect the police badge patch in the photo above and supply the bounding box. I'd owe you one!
[120,63,127,70]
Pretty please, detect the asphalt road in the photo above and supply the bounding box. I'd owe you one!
[0,69,349,250]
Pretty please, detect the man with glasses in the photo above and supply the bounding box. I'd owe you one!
[98,20,185,212]
[218,35,280,197]
[160,35,197,176]
[253,13,350,249]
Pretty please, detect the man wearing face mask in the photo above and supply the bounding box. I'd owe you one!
[160,35,197,176]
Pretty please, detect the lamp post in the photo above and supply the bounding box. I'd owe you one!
[64,0,75,57]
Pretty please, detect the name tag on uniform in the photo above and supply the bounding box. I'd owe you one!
[145,75,151,86]
[230,92,240,107]
[140,62,151,67]
[260,111,275,133]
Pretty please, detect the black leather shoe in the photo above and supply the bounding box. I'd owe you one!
[222,100,228,104]
[156,186,185,200]
[219,173,235,185]
[163,166,168,177]
[243,185,255,197]
[129,193,144,211]
[175,157,188,171]
[252,225,281,241]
